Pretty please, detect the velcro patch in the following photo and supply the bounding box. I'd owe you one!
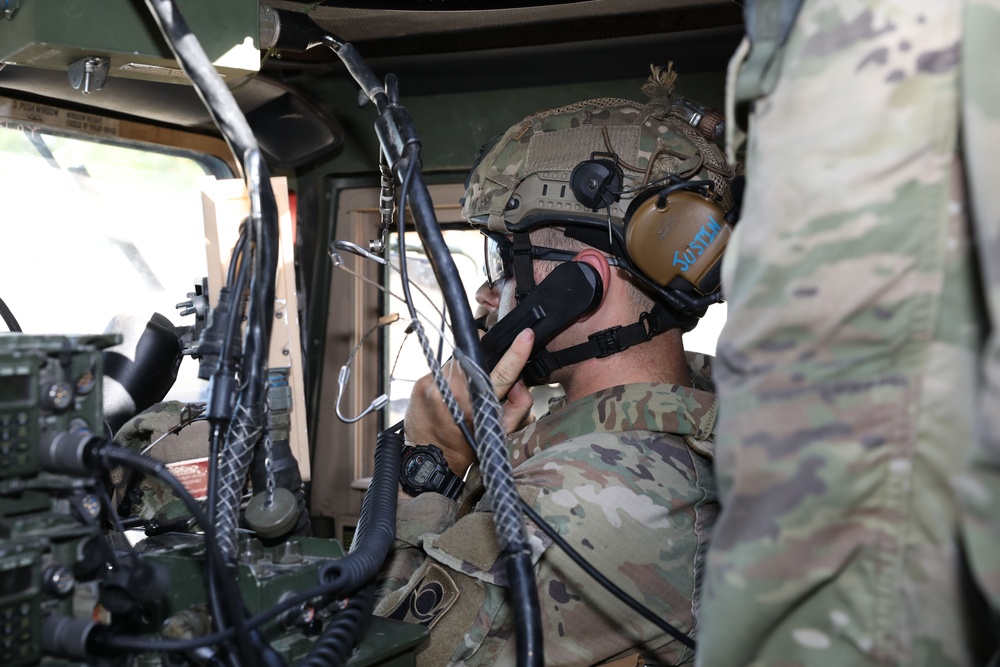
[383,563,460,629]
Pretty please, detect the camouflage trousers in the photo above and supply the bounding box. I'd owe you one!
[697,1,1000,666]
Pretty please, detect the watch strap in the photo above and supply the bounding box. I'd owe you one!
[436,468,465,501]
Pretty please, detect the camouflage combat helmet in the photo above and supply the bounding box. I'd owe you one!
[461,65,739,313]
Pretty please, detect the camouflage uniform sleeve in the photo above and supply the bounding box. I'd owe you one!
[958,0,1000,617]
[506,435,710,666]
[401,431,713,666]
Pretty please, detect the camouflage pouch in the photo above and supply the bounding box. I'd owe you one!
[111,401,209,527]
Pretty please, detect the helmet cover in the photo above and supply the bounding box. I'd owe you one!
[461,78,736,235]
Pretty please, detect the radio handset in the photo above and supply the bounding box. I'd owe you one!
[480,261,603,381]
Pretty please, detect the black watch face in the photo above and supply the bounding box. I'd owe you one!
[405,454,436,487]
[402,445,463,499]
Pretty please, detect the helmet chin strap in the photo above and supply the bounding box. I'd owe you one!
[511,232,536,303]
[507,232,699,385]
[521,302,694,385]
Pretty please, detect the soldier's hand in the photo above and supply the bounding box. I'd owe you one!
[404,328,535,476]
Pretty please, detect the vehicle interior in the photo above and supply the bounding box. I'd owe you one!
[0,1,744,664]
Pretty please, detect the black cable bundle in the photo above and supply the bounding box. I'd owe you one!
[142,2,282,665]
[38,435,277,666]
[308,22,544,664]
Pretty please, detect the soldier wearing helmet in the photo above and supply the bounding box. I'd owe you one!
[375,67,739,666]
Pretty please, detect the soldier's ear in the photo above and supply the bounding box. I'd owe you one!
[571,250,611,323]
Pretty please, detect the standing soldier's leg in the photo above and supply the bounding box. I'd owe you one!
[698,1,990,665]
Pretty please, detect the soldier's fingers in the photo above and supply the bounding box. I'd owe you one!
[491,328,534,400]
[502,379,534,434]
[441,357,472,411]
[406,363,471,446]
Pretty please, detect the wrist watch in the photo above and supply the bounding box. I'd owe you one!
[400,444,464,500]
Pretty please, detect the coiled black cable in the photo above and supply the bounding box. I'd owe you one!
[299,585,376,667]
[300,428,402,666]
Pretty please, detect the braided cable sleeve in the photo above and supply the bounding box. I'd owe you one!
[215,405,262,561]
[456,351,527,553]
[410,318,466,431]
[460,353,543,666]
[469,390,525,549]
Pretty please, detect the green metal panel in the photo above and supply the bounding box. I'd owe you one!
[0,0,259,84]
[292,72,727,179]
[140,536,426,665]
[349,618,428,667]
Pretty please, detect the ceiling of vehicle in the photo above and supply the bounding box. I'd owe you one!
[0,0,744,166]
[266,0,742,60]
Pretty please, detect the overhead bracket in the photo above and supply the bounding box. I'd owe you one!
[68,56,110,94]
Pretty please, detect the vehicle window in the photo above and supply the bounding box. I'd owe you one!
[0,123,232,403]
[385,229,485,428]
[686,302,726,357]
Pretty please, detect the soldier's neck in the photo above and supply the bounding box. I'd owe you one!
[559,332,690,404]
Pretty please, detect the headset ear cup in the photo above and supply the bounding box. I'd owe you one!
[695,254,724,295]
[623,187,731,296]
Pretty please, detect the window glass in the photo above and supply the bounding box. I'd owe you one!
[685,302,726,357]
[385,229,484,427]
[0,124,231,402]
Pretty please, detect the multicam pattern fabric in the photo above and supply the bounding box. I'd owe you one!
[698,1,1000,665]
[111,401,207,524]
[460,96,735,233]
[376,354,718,666]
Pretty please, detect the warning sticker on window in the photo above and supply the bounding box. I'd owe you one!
[0,97,120,137]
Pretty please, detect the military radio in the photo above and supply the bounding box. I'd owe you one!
[0,333,119,667]
[0,333,426,666]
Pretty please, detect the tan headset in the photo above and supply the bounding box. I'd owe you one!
[566,156,733,299]
[623,182,731,297]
